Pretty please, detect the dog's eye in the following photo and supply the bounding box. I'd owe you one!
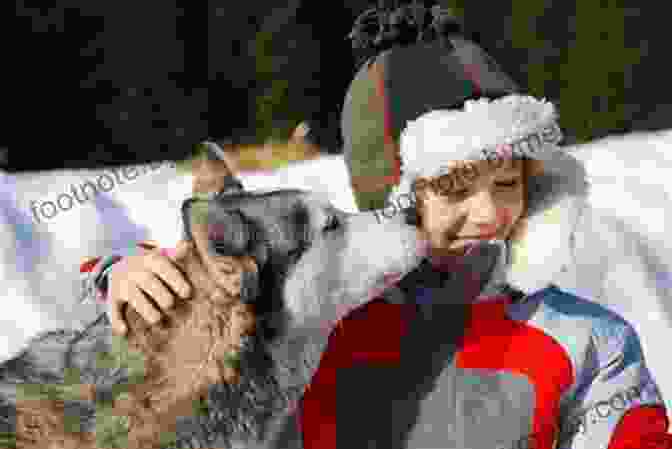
[323,215,340,232]
[287,247,304,264]
[208,211,250,256]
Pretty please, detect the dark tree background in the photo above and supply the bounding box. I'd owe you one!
[447,0,665,145]
[8,1,362,172]
[5,1,669,172]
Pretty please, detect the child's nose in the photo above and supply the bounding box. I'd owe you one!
[468,191,499,225]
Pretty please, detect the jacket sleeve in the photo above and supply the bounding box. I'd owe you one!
[557,317,671,449]
[78,241,161,306]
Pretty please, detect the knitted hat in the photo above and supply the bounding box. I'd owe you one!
[341,3,564,210]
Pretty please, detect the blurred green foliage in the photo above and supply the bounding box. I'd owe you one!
[17,367,84,403]
[557,1,642,142]
[453,0,643,144]
[108,335,147,385]
[252,9,321,145]
[95,403,130,448]
[12,337,145,446]
[0,431,15,448]
[254,30,296,142]
[158,429,180,448]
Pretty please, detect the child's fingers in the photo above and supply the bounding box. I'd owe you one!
[217,273,241,297]
[108,303,128,336]
[172,240,193,262]
[240,255,258,273]
[150,251,192,299]
[136,273,175,311]
[126,285,162,325]
[157,240,192,261]
[212,259,235,274]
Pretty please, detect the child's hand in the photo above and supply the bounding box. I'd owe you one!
[107,241,193,336]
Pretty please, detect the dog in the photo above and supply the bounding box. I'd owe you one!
[0,146,427,448]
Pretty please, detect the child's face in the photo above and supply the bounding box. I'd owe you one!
[416,158,526,256]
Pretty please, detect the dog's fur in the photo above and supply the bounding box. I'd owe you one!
[0,153,263,449]
[3,236,258,449]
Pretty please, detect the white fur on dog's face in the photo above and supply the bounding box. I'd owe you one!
[416,158,526,257]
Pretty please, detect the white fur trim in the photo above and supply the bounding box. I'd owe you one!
[505,193,583,294]
[399,94,561,180]
[389,94,564,208]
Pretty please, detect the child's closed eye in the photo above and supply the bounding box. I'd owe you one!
[495,179,520,188]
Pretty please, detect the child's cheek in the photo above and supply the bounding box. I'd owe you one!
[496,207,513,229]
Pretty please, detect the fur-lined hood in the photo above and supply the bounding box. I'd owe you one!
[501,148,590,296]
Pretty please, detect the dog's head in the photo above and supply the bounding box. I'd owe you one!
[180,188,340,332]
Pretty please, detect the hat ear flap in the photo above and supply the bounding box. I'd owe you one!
[507,157,542,260]
[342,56,397,211]
[508,213,530,270]
[527,159,545,178]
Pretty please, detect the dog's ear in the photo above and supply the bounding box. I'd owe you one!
[191,142,240,196]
